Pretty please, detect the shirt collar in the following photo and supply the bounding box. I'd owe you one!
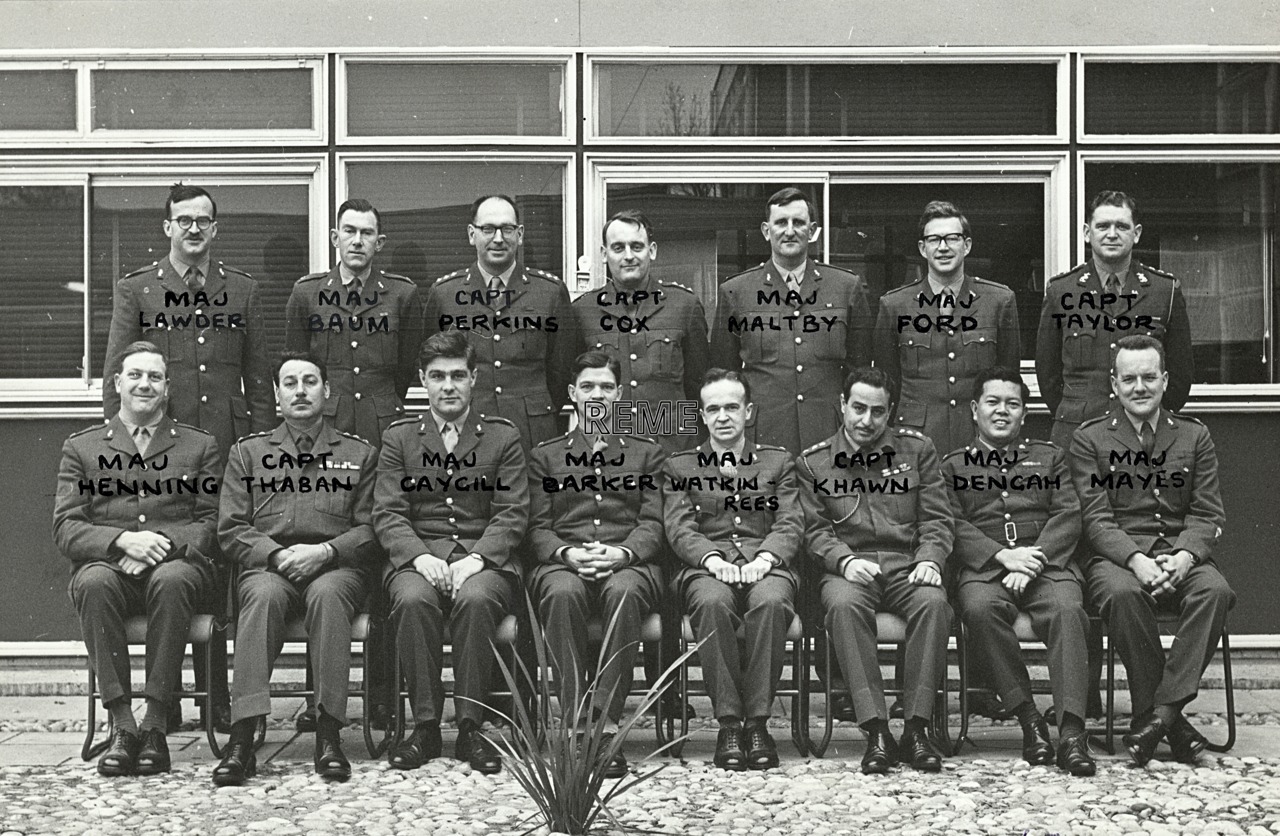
[288,419,324,446]
[1124,408,1161,436]
[772,258,808,284]
[708,437,747,460]
[169,252,211,283]
[120,416,162,438]
[926,275,964,297]
[1092,258,1132,283]
[339,263,373,287]
[432,409,471,435]
[483,262,518,287]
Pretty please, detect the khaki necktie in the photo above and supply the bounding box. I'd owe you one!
[297,433,313,455]
[442,423,458,454]
[785,272,802,297]
[185,267,203,291]
[133,426,152,456]
[1140,422,1155,459]
[1106,273,1121,296]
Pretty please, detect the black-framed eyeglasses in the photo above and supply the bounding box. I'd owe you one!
[472,223,520,238]
[921,233,967,248]
[170,216,215,231]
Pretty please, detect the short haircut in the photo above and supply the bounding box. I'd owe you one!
[1089,190,1140,225]
[918,200,971,239]
[1113,334,1165,372]
[570,351,620,385]
[336,198,382,234]
[273,349,328,385]
[700,367,752,406]
[419,330,476,372]
[601,208,655,247]
[470,194,521,225]
[764,186,818,225]
[842,366,895,402]
[118,340,167,372]
[971,366,1030,404]
[166,182,216,220]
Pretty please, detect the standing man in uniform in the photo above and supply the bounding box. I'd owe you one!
[1070,335,1233,767]
[212,351,379,786]
[710,187,872,455]
[374,331,529,774]
[423,194,575,450]
[527,351,666,778]
[571,209,709,454]
[798,367,954,774]
[54,341,220,777]
[1037,190,1194,449]
[103,183,274,463]
[941,367,1095,776]
[664,368,803,771]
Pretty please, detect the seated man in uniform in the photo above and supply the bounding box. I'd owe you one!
[527,351,666,778]
[664,368,803,770]
[375,331,529,774]
[1070,334,1234,766]
[54,341,220,776]
[797,367,954,774]
[940,367,1094,776]
[213,351,379,785]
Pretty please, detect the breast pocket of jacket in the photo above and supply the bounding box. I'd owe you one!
[812,309,848,360]
[643,331,682,380]
[897,329,933,374]
[961,327,998,372]
[740,311,780,363]
[1064,328,1099,366]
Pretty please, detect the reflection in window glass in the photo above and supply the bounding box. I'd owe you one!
[92,69,313,131]
[346,62,564,137]
[0,71,77,131]
[1085,62,1280,135]
[89,183,311,377]
[345,161,565,281]
[1085,163,1278,384]
[0,186,84,377]
[597,63,1056,137]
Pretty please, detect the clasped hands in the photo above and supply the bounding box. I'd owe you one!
[412,552,485,598]
[114,530,173,576]
[272,543,333,585]
[1127,550,1195,597]
[841,556,942,587]
[705,553,774,586]
[563,542,629,581]
[996,545,1048,594]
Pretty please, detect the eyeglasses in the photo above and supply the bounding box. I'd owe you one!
[170,216,214,231]
[472,224,520,238]
[921,233,967,248]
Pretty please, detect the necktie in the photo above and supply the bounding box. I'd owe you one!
[133,426,151,456]
[185,267,203,292]
[297,433,313,455]
[785,272,802,297]
[591,434,609,454]
[442,423,458,453]
[1106,273,1121,296]
[1140,422,1155,459]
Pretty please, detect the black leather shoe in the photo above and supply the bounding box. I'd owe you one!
[1167,716,1208,764]
[830,692,858,723]
[1122,716,1167,767]
[295,706,317,733]
[212,737,257,786]
[744,721,779,770]
[315,728,351,781]
[899,725,944,772]
[713,726,747,771]
[390,723,442,771]
[135,728,171,775]
[860,726,898,775]
[97,727,140,777]
[455,723,501,775]
[599,733,628,779]
[1056,732,1096,777]
[970,692,1015,721]
[1021,718,1055,766]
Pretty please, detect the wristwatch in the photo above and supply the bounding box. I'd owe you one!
[758,552,782,568]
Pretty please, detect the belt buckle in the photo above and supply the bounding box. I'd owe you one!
[1004,521,1017,544]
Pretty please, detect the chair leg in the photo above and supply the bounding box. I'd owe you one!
[652,637,667,748]
[1105,625,1116,755]
[809,637,835,758]
[1207,627,1236,753]
[82,666,102,762]
[672,632,690,759]
[363,639,388,759]
[790,635,808,756]
[206,622,228,758]
[953,623,971,756]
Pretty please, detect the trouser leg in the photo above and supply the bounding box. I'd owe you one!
[69,564,140,707]
[304,568,367,724]
[881,570,951,722]
[450,571,518,725]
[741,575,795,719]
[1153,564,1235,709]
[387,569,446,725]
[230,569,298,724]
[957,580,1032,710]
[141,559,206,706]
[821,574,886,722]
[596,569,656,722]
[685,575,745,720]
[536,569,593,711]
[1023,576,1089,722]
[1088,558,1163,720]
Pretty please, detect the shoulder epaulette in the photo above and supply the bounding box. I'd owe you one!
[656,279,695,295]
[801,439,832,457]
[337,429,373,446]
[233,429,273,445]
[387,415,419,430]
[755,443,790,454]
[972,276,1006,289]
[295,271,328,284]
[1079,414,1109,430]
[669,448,701,459]
[68,422,107,439]
[627,434,661,447]
[1027,437,1062,450]
[480,414,517,428]
[174,421,214,437]
[527,267,561,283]
[814,261,858,279]
[218,263,254,279]
[124,262,159,279]
[941,446,970,462]
[725,262,767,282]
[1168,411,1205,426]
[882,279,923,296]
[895,427,927,440]
[1138,263,1177,281]
[433,269,467,285]
[1048,263,1088,283]
[534,432,571,449]
[378,270,415,284]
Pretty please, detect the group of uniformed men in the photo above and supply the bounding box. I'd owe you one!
[54,183,1232,786]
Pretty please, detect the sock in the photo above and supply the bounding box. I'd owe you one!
[1060,711,1085,738]
[415,719,440,733]
[860,717,887,735]
[718,716,742,730]
[903,716,928,736]
[230,717,259,744]
[1153,703,1179,727]
[1013,700,1041,729]
[106,698,138,734]
[317,710,342,736]
[139,698,168,733]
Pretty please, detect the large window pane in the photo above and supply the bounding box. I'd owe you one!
[346,62,564,137]
[0,70,77,131]
[0,186,84,377]
[89,182,311,378]
[597,62,1057,138]
[1085,62,1279,135]
[345,161,565,281]
[1085,163,1277,384]
[92,68,313,131]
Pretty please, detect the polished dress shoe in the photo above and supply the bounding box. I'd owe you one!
[315,727,351,781]
[295,706,318,733]
[390,723,442,771]
[1122,716,1167,767]
[1056,732,1096,777]
[599,733,628,779]
[1021,718,1055,766]
[830,692,858,723]
[212,736,257,786]
[744,721,779,770]
[135,728,171,775]
[899,725,944,772]
[1167,716,1208,764]
[860,726,898,775]
[455,723,501,775]
[713,726,747,771]
[97,727,140,777]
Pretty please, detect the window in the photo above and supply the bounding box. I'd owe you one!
[1084,61,1280,137]
[92,67,314,132]
[0,69,77,131]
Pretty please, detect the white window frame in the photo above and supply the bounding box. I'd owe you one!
[586,48,1070,146]
[1077,50,1280,146]
[0,61,81,138]
[336,51,575,145]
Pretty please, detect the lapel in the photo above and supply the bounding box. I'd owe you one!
[106,414,140,456]
[1150,409,1176,456]
[155,256,188,298]
[269,422,299,459]
[142,415,179,459]
[1106,410,1144,454]
[202,263,227,301]
[451,414,482,462]
[321,266,385,314]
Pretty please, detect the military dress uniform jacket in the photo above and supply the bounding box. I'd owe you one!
[662,441,804,588]
[102,257,274,460]
[423,262,575,448]
[527,431,667,588]
[1069,409,1224,567]
[285,267,425,446]
[710,261,872,454]
[1036,262,1193,427]
[53,414,220,580]
[798,427,953,577]
[373,412,529,577]
[940,437,1081,585]
[218,421,380,573]
[873,276,1021,457]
